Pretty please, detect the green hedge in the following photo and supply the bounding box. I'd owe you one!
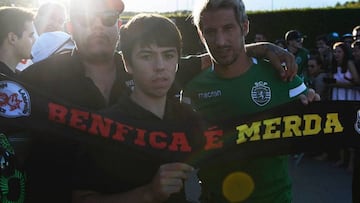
[169,8,360,55]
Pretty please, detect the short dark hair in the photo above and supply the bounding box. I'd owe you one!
[0,7,34,44]
[120,13,182,66]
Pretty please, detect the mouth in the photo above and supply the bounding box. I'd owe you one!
[214,47,231,56]
[89,34,109,43]
[152,77,170,88]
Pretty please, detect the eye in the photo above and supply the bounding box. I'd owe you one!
[223,24,234,31]
[164,53,176,60]
[203,28,216,38]
[139,53,152,60]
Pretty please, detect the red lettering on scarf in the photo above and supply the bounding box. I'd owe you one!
[89,114,114,138]
[112,122,134,141]
[47,102,196,153]
[134,128,146,146]
[169,132,192,152]
[149,131,167,149]
[69,109,89,131]
[204,129,223,150]
[48,103,68,124]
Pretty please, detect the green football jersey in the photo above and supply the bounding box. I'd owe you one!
[184,58,307,203]
[295,47,310,80]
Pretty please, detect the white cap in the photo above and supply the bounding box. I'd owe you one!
[31,31,75,63]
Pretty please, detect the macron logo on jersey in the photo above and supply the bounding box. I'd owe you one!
[198,90,222,99]
[181,90,222,105]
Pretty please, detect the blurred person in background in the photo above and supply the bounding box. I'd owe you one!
[342,33,354,49]
[352,39,360,203]
[285,29,310,80]
[16,1,68,71]
[315,34,333,73]
[33,1,67,38]
[330,41,359,173]
[254,33,267,43]
[0,6,34,203]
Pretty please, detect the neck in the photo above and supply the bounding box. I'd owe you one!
[83,59,117,104]
[214,51,252,78]
[0,47,20,73]
[130,91,167,119]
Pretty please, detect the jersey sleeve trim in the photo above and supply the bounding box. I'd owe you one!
[289,82,307,98]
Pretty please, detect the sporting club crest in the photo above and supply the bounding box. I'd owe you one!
[251,81,271,106]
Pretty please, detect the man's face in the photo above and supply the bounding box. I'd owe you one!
[316,40,328,53]
[71,2,120,61]
[254,34,266,42]
[199,8,248,66]
[37,9,66,34]
[126,43,178,98]
[15,21,35,60]
[289,38,303,50]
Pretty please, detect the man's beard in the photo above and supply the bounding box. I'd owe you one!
[84,51,114,63]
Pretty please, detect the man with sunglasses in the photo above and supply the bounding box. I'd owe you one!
[285,30,310,80]
[18,0,299,202]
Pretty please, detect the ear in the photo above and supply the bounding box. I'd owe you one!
[7,32,18,45]
[242,20,249,37]
[66,22,73,34]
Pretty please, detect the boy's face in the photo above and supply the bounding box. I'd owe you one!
[15,21,35,60]
[126,43,178,98]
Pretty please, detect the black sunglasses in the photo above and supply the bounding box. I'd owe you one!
[74,10,120,27]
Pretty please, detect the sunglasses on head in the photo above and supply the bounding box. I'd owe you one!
[75,10,120,27]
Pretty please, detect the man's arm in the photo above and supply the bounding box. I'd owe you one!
[246,42,297,81]
[72,163,193,203]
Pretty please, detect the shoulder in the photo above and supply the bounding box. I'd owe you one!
[168,98,200,120]
[19,52,77,83]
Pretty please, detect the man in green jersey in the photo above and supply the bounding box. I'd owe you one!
[184,0,318,202]
[285,30,310,80]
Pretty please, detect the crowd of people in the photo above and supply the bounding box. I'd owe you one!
[257,24,360,203]
[0,0,357,202]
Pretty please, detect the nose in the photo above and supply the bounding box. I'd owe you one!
[215,31,226,47]
[92,16,104,28]
[154,56,166,72]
